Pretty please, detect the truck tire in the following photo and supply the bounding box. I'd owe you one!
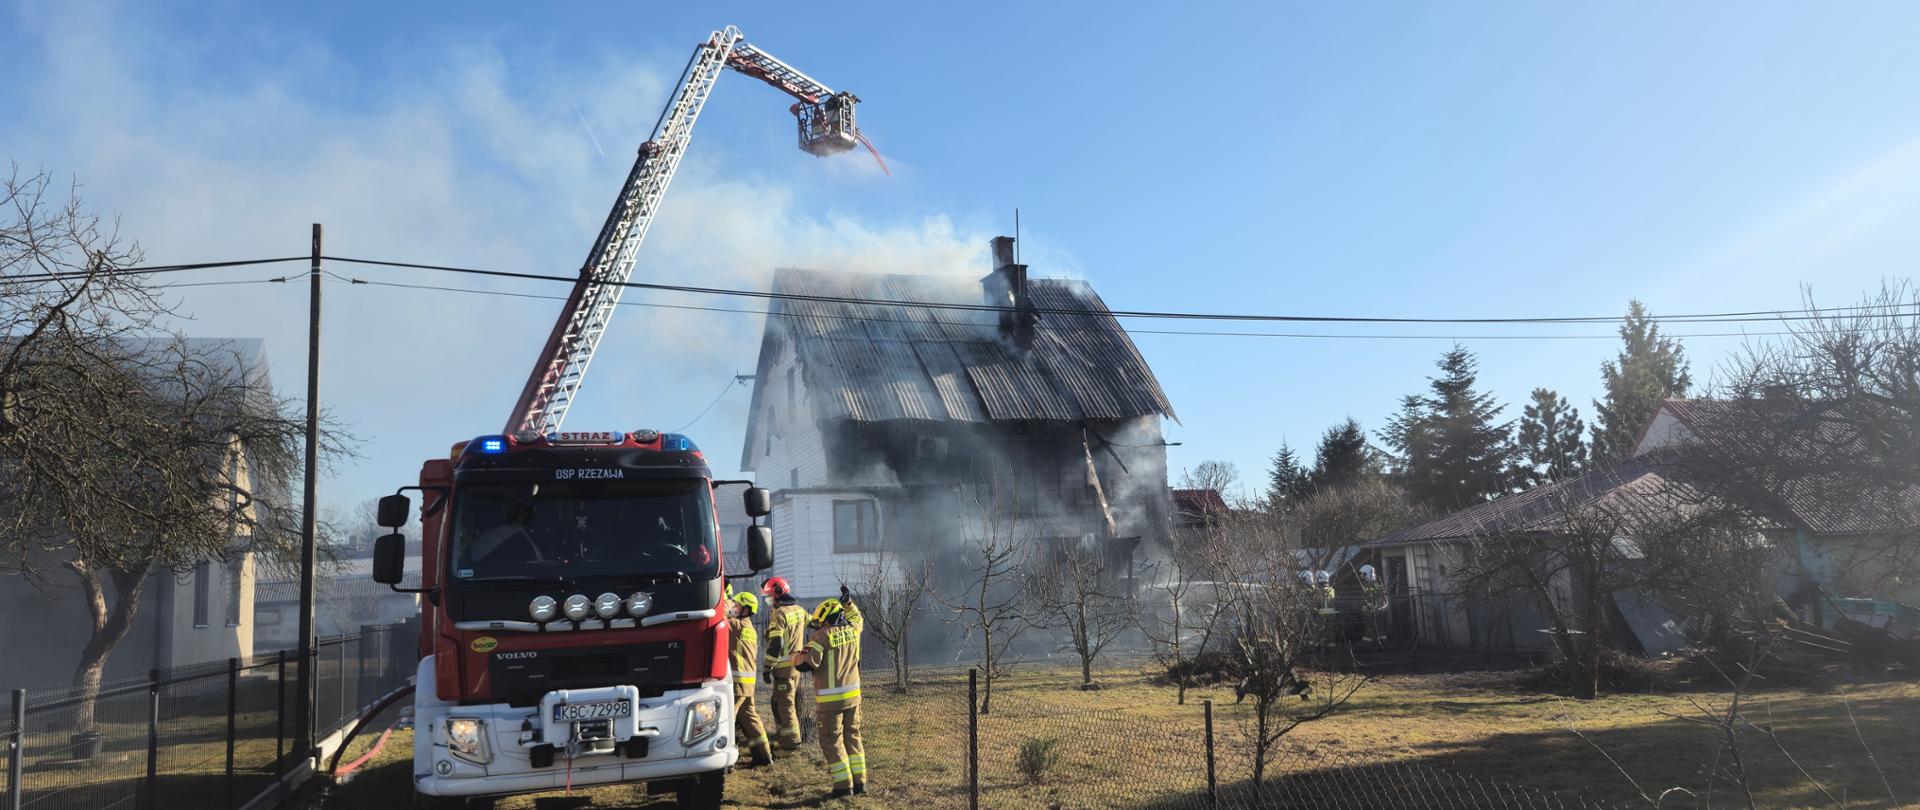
[675,770,726,809]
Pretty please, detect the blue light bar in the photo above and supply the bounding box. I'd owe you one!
[660,433,698,452]
[476,435,508,454]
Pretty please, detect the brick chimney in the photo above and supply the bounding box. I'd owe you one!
[981,236,1038,347]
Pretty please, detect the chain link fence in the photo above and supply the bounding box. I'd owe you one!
[0,622,414,810]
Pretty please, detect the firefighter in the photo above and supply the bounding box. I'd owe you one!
[792,588,865,798]
[726,588,774,767]
[760,576,808,751]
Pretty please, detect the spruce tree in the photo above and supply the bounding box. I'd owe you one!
[1309,417,1376,491]
[1591,300,1690,462]
[1381,347,1514,509]
[1264,443,1309,513]
[1513,387,1588,486]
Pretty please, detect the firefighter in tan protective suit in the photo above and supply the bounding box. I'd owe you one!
[791,586,865,798]
[759,576,808,751]
[726,588,774,767]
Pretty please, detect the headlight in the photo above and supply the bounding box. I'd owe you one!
[562,594,591,622]
[627,592,654,617]
[446,717,490,764]
[529,595,557,622]
[683,698,723,746]
[595,592,622,619]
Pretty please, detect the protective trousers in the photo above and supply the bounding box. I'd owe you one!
[815,701,865,790]
[770,666,802,749]
[733,688,769,757]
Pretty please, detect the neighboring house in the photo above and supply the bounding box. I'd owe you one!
[1367,397,1918,656]
[0,338,268,691]
[739,236,1178,599]
[1363,453,1694,656]
[1172,488,1229,531]
[254,545,422,654]
[1633,398,1920,621]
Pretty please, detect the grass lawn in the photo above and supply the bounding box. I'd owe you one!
[320,659,1920,809]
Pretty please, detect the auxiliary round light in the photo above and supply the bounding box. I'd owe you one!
[626,592,654,617]
[562,594,592,622]
[594,592,622,619]
[528,595,558,622]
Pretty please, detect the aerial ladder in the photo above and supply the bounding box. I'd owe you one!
[506,25,874,435]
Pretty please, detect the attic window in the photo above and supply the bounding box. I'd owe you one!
[786,367,796,417]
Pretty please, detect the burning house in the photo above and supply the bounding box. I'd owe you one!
[739,237,1178,599]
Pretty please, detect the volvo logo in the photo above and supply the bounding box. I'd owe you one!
[495,651,540,660]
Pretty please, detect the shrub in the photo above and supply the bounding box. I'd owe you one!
[1015,736,1062,783]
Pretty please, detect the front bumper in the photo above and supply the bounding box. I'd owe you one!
[414,679,737,798]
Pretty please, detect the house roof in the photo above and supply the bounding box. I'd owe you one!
[1367,453,1705,547]
[1637,398,1918,535]
[1172,488,1228,518]
[742,268,1175,466]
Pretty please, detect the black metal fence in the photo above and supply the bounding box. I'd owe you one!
[0,623,414,810]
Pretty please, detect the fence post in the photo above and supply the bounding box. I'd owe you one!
[144,669,160,810]
[274,650,287,778]
[9,688,25,810]
[225,658,238,810]
[337,638,348,731]
[356,629,369,714]
[1203,699,1217,808]
[967,668,978,810]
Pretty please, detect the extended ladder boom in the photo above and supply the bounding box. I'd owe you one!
[507,26,863,435]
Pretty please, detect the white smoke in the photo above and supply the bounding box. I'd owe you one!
[2,2,1011,503]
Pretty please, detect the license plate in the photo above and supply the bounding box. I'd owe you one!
[552,700,632,723]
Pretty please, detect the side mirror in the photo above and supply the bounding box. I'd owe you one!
[743,487,772,518]
[377,494,412,529]
[745,525,774,572]
[371,532,406,585]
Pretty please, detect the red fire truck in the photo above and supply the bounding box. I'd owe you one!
[370,430,770,807]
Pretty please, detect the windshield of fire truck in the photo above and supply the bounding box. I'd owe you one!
[448,478,717,582]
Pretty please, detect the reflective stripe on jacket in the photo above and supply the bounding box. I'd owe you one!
[764,603,808,667]
[729,615,759,686]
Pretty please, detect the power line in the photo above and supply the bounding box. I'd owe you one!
[322,254,1918,327]
[327,275,1799,343]
[0,256,308,285]
[669,377,747,433]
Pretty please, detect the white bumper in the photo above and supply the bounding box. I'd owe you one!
[411,656,738,798]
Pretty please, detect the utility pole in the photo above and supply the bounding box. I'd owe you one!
[292,223,322,764]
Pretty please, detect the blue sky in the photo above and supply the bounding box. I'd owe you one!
[4,1,1920,512]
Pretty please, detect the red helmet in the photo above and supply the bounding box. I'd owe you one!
[761,577,792,599]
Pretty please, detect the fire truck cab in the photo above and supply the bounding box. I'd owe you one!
[371,429,771,809]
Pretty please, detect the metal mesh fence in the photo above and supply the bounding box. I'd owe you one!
[0,623,414,810]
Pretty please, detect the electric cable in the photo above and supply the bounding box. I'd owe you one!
[669,377,747,433]
[322,254,1919,327]
[326,275,1802,343]
[0,256,309,285]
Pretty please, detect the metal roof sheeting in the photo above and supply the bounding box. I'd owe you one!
[770,268,1175,424]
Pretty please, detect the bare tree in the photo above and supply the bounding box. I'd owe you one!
[1137,542,1224,705]
[859,548,933,693]
[1198,510,1367,783]
[1023,537,1134,689]
[1291,478,1428,571]
[1675,284,1920,604]
[935,480,1030,714]
[0,169,336,739]
[1180,459,1243,505]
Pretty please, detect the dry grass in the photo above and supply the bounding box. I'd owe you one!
[319,660,1920,809]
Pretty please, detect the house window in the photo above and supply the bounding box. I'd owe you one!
[225,558,244,627]
[832,500,878,553]
[786,367,796,417]
[790,469,798,489]
[192,562,210,628]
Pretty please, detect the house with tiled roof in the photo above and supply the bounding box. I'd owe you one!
[738,236,1177,599]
